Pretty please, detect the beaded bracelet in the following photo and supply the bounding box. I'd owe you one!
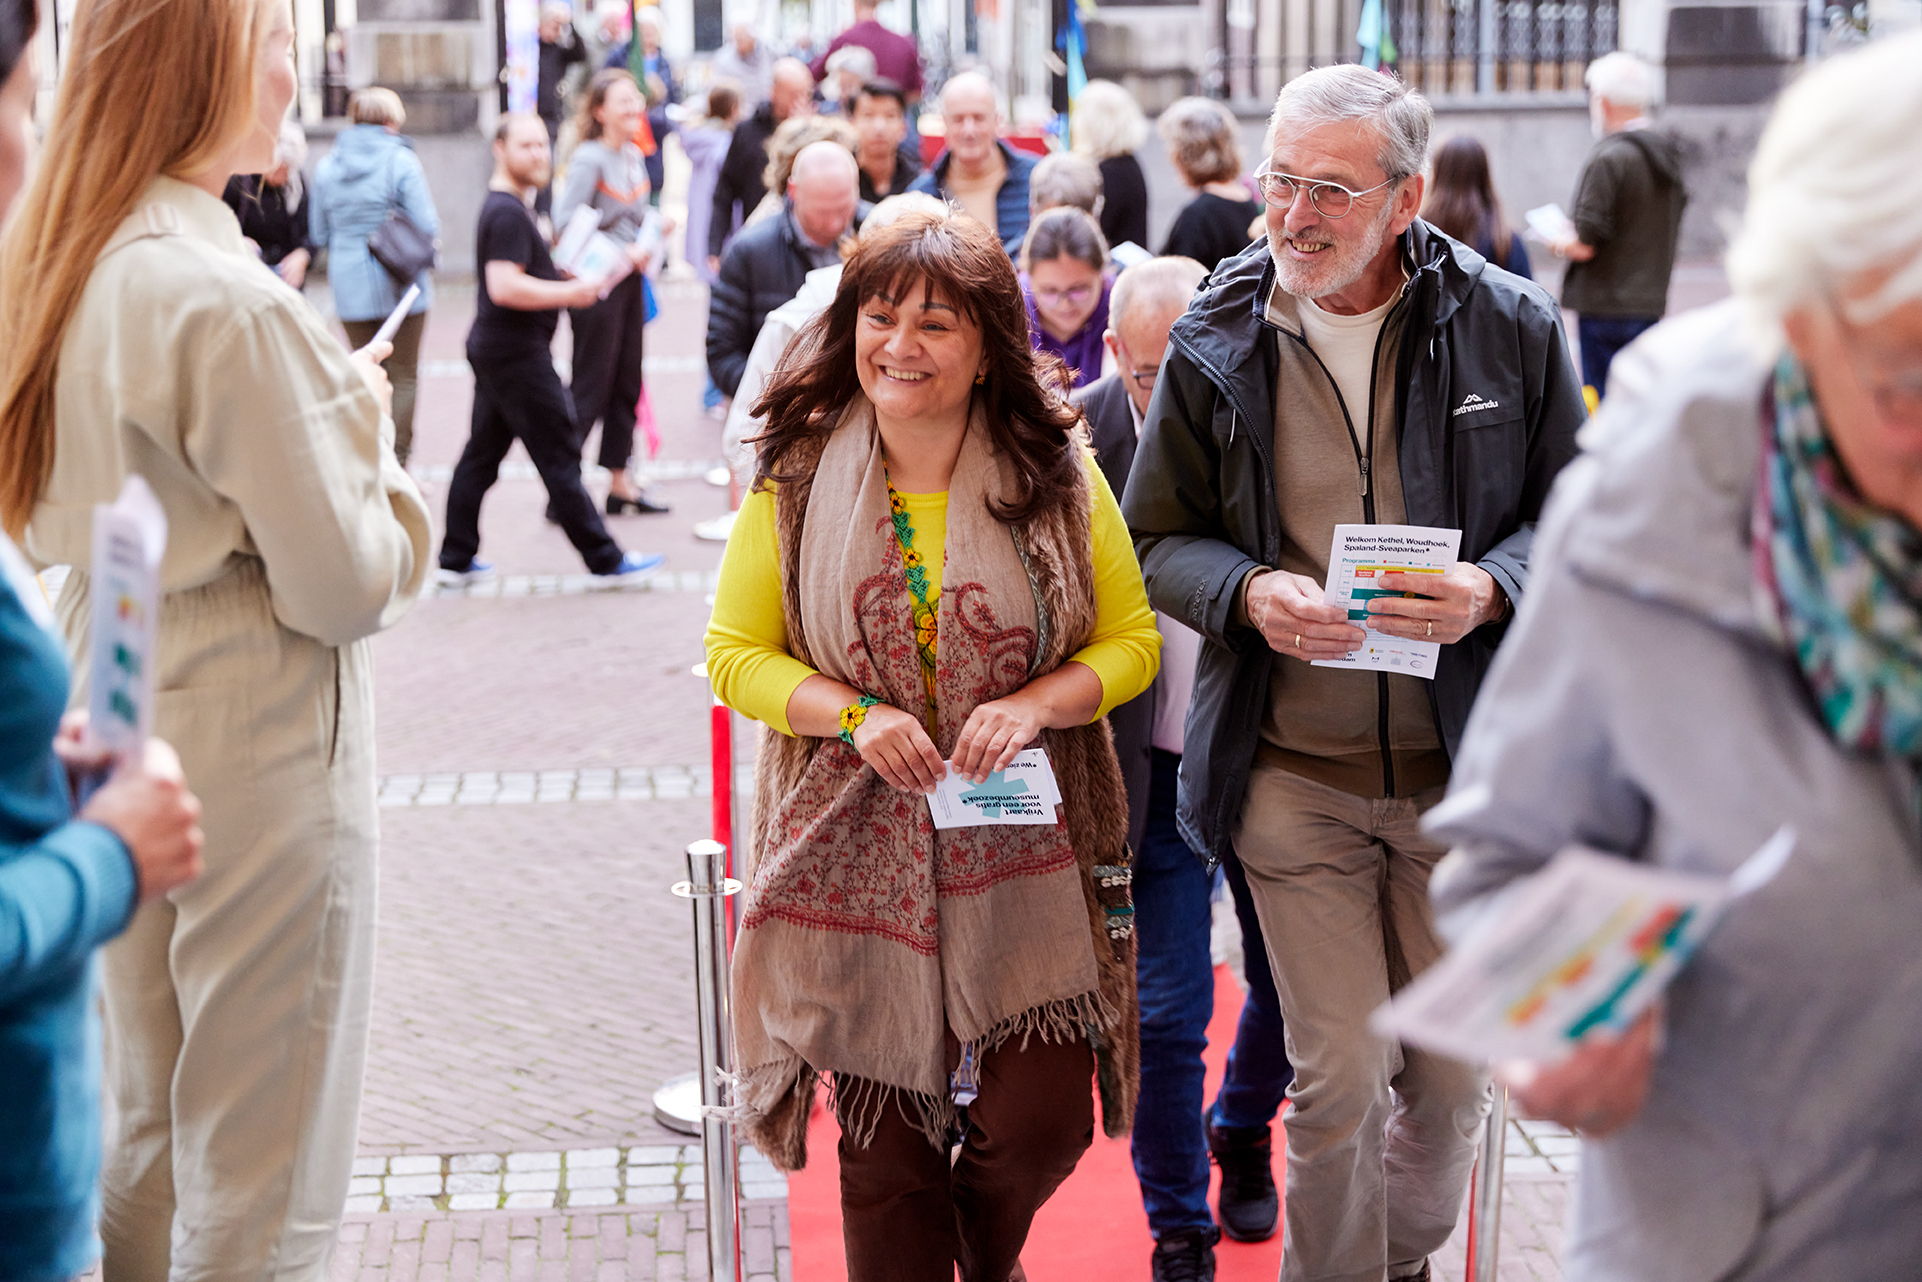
[838,694,881,745]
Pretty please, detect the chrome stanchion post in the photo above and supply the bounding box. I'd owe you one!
[1463,1084,1510,1282]
[674,839,742,1282]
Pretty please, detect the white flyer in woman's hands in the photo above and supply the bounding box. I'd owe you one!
[927,749,1061,829]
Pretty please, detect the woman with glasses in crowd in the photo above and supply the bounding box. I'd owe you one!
[1429,33,1922,1280]
[1020,204,1113,389]
[705,208,1158,1281]
[0,0,432,1273]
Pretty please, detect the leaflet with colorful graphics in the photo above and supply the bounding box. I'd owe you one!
[1372,829,1794,1065]
[926,748,1061,829]
[87,475,168,762]
[1313,523,1462,679]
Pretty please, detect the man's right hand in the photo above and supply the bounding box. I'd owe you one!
[566,277,604,309]
[80,738,205,904]
[1245,569,1365,661]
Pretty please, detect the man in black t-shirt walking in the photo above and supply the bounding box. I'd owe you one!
[437,113,664,586]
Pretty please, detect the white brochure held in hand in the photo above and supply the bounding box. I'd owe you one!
[1314,523,1462,679]
[927,748,1061,830]
[553,205,632,298]
[1372,827,1794,1065]
[87,475,168,761]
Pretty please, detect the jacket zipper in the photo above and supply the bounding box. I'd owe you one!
[1286,274,1418,798]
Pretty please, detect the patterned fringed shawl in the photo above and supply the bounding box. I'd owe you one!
[730,405,1138,1171]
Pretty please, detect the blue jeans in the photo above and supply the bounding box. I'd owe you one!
[1131,749,1294,1236]
[1577,314,1658,398]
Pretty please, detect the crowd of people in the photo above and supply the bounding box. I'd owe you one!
[3,0,1921,1279]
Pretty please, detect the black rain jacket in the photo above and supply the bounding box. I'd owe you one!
[1121,221,1585,865]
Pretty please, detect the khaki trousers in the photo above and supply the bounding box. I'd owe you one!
[1234,762,1489,1282]
[75,563,377,1282]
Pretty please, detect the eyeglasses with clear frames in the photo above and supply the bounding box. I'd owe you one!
[1251,170,1400,219]
[1034,283,1098,308]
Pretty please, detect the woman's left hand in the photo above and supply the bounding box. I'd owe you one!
[627,243,654,272]
[951,694,1046,783]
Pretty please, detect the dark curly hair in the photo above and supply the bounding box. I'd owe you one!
[751,209,1084,525]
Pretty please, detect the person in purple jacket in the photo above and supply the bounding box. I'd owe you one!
[1020,205,1112,389]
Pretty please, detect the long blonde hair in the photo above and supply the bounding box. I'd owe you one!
[0,0,271,536]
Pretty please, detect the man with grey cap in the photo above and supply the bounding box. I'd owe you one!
[1124,66,1584,1282]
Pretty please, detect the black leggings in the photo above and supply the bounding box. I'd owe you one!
[568,270,648,472]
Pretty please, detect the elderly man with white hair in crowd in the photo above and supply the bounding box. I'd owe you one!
[1550,50,1688,397]
[1086,258,1299,1281]
[705,139,863,404]
[1430,31,1922,1281]
[1124,64,1584,1282]
[710,20,774,105]
[909,70,1037,256]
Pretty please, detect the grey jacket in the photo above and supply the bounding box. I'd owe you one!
[1122,225,1584,864]
[1428,301,1922,1281]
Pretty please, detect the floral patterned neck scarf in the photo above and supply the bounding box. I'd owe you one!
[1753,353,1922,783]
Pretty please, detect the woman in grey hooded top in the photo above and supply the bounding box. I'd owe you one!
[1427,33,1922,1282]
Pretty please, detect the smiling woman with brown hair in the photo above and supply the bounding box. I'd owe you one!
[704,207,1158,1281]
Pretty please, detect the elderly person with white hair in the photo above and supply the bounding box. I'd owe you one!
[1428,31,1922,1281]
[222,120,314,290]
[1071,78,1149,251]
[1550,50,1688,396]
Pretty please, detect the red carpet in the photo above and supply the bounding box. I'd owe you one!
[788,964,1287,1279]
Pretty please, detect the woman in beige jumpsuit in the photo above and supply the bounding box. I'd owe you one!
[0,0,432,1276]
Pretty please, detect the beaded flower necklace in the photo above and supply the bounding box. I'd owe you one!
[884,474,940,724]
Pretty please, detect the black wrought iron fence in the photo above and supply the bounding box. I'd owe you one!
[1205,0,1621,102]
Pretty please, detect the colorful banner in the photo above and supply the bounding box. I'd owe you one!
[503,0,540,115]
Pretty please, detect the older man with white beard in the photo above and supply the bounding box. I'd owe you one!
[1122,66,1585,1282]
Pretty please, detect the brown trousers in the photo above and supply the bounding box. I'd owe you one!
[342,309,426,467]
[838,1035,1094,1282]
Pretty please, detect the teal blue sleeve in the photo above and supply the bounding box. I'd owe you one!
[0,820,138,1006]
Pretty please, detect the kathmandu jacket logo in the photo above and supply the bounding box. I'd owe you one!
[1453,393,1503,418]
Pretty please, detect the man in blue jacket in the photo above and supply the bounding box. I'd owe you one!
[1123,66,1584,1282]
[908,71,1036,258]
